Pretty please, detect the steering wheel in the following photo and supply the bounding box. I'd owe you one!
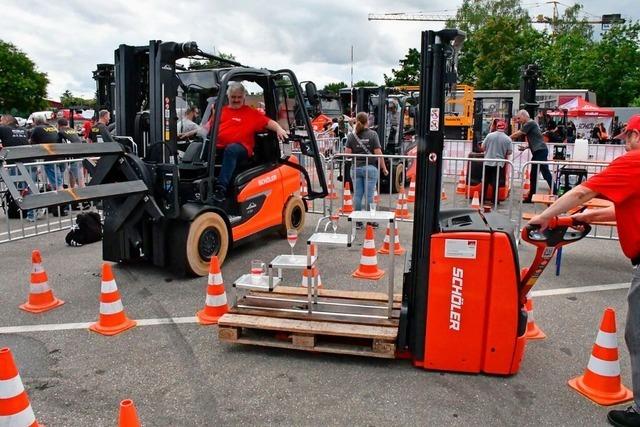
[521,216,591,248]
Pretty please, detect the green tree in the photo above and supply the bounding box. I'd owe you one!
[384,48,419,86]
[322,82,347,94]
[354,80,378,87]
[60,90,97,109]
[188,51,237,70]
[0,40,48,115]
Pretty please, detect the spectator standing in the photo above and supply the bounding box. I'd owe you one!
[89,110,114,143]
[57,118,85,188]
[177,107,204,140]
[31,117,66,191]
[510,109,553,203]
[0,114,28,148]
[480,120,512,204]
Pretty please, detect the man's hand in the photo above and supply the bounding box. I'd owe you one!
[275,127,289,142]
[518,145,527,152]
[527,213,553,231]
[382,167,389,176]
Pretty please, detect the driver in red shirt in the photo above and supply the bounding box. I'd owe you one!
[212,81,288,203]
[529,114,640,427]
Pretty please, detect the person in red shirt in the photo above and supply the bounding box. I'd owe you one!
[212,81,288,203]
[529,114,640,427]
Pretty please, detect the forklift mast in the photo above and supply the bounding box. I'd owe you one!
[399,29,466,360]
[519,64,540,119]
[93,63,115,119]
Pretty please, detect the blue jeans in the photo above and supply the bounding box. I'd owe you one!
[217,143,248,190]
[354,165,378,211]
[529,148,553,199]
[45,163,66,190]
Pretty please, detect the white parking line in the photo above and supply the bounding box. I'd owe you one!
[0,284,631,334]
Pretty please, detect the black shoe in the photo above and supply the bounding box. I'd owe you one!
[367,222,379,229]
[355,222,363,230]
[212,186,226,203]
[608,406,640,426]
[522,199,533,204]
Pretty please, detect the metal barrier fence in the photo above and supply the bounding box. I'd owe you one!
[0,158,99,244]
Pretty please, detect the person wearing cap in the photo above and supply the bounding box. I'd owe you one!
[480,119,512,204]
[528,114,640,427]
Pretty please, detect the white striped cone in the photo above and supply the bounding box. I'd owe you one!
[89,263,136,336]
[568,308,633,405]
[407,178,416,202]
[353,225,385,280]
[20,249,64,313]
[456,169,467,194]
[342,181,353,214]
[0,348,40,427]
[470,191,480,209]
[197,256,229,325]
[524,293,546,339]
[394,190,410,219]
[378,224,405,255]
[301,267,323,288]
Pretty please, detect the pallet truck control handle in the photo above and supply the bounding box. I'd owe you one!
[522,216,591,246]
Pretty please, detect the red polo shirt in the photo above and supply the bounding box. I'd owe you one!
[216,105,269,156]
[583,150,640,260]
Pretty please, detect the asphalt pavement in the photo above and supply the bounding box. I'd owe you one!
[0,209,634,426]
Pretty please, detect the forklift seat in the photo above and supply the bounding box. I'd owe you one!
[233,131,281,189]
[181,141,204,164]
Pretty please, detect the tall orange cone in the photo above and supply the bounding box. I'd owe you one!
[0,348,40,426]
[301,244,322,288]
[373,189,381,205]
[378,223,406,255]
[326,169,337,200]
[522,170,531,200]
[341,181,353,214]
[353,225,385,280]
[407,177,416,203]
[568,308,633,406]
[524,292,546,340]
[456,169,467,194]
[441,190,447,201]
[394,189,410,219]
[20,249,65,313]
[118,399,141,427]
[470,191,480,209]
[196,256,229,325]
[89,263,137,336]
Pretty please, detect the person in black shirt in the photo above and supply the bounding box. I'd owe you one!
[58,118,84,188]
[0,114,28,148]
[89,110,114,143]
[30,117,66,190]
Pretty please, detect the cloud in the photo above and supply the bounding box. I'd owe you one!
[0,0,636,100]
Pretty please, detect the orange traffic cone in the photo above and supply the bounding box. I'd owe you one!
[441,190,447,201]
[326,170,337,200]
[301,267,323,288]
[407,177,416,203]
[394,189,410,219]
[89,263,136,336]
[378,223,406,255]
[300,177,308,197]
[196,256,229,325]
[373,189,381,204]
[0,348,41,426]
[456,169,467,194]
[118,399,141,427]
[470,191,480,209]
[568,308,633,406]
[341,181,353,214]
[20,249,65,314]
[522,170,531,200]
[524,293,546,340]
[353,225,385,280]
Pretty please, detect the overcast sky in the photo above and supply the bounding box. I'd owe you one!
[1,0,637,101]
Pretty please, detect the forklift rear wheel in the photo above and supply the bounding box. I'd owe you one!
[186,212,229,276]
[392,163,406,193]
[280,196,306,237]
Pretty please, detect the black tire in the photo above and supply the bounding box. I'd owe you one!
[185,212,229,276]
[279,196,306,237]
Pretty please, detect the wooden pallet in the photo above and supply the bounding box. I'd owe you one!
[218,287,399,358]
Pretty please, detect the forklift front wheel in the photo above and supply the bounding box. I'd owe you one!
[392,163,406,193]
[185,212,229,276]
[279,196,306,237]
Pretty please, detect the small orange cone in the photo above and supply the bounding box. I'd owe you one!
[0,347,41,426]
[300,177,308,197]
[394,189,410,219]
[378,223,406,255]
[373,189,381,204]
[118,399,141,427]
[89,264,137,336]
[524,293,546,340]
[301,244,322,288]
[522,170,530,200]
[20,249,64,314]
[196,256,229,325]
[407,177,416,203]
[456,169,467,194]
[470,191,480,209]
[341,181,353,214]
[353,225,385,280]
[326,170,337,200]
[568,308,633,406]
[441,190,447,201]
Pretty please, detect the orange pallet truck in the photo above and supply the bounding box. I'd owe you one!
[396,29,590,375]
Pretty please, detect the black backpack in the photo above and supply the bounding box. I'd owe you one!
[65,212,102,247]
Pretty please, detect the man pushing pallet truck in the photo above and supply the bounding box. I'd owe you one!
[218,29,590,375]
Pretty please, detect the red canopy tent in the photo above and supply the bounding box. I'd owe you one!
[548,97,614,138]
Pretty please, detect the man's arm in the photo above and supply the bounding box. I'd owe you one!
[510,130,525,140]
[528,184,599,230]
[572,206,616,224]
[100,125,114,142]
[265,119,288,142]
[373,148,389,175]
